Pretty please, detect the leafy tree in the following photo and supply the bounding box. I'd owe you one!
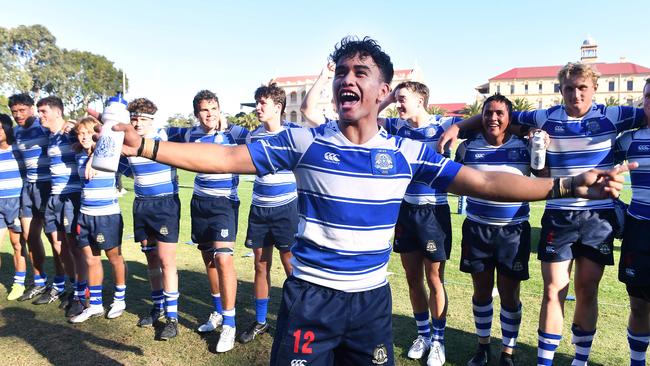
[227,112,259,131]
[383,106,399,118]
[604,96,620,106]
[0,95,9,115]
[461,101,483,119]
[426,105,447,116]
[59,49,126,118]
[166,113,196,128]
[511,97,534,111]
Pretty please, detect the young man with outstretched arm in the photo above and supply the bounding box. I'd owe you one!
[110,37,632,366]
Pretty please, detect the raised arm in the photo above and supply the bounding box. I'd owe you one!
[447,163,635,202]
[301,63,334,127]
[111,123,257,174]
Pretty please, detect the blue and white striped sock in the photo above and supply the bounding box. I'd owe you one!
[414,311,431,339]
[53,275,66,294]
[34,273,47,287]
[501,303,522,349]
[571,324,595,366]
[164,291,179,320]
[152,289,164,312]
[113,285,126,303]
[88,285,103,307]
[76,280,88,302]
[538,329,562,366]
[473,298,493,339]
[13,271,26,286]
[431,316,446,345]
[628,328,650,366]
[255,298,269,324]
[212,293,223,314]
[223,308,236,327]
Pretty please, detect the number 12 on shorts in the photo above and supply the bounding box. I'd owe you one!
[292,329,315,354]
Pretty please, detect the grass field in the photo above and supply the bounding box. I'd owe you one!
[0,169,635,365]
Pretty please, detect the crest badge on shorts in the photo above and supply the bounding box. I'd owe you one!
[513,261,523,272]
[372,344,388,365]
[160,226,169,236]
[599,243,611,255]
[220,229,229,238]
[426,240,437,253]
[96,233,105,243]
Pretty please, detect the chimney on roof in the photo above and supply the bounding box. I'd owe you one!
[580,36,598,63]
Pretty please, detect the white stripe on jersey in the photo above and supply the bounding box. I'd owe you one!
[0,144,23,198]
[615,127,650,220]
[248,122,461,292]
[77,152,120,216]
[127,129,178,197]
[14,119,51,182]
[48,131,80,195]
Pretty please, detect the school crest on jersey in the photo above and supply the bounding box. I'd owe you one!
[220,229,229,238]
[372,344,388,365]
[160,226,169,236]
[586,120,601,134]
[96,233,105,243]
[371,149,395,175]
[425,126,436,138]
[426,240,437,253]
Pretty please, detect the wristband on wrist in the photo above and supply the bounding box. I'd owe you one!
[136,137,145,156]
[139,138,156,160]
[550,177,576,199]
[151,139,160,161]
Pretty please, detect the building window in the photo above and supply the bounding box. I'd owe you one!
[290,92,297,104]
[496,85,500,94]
[290,111,298,122]
[609,81,615,91]
[524,84,528,94]
[627,80,634,91]
[554,83,560,93]
[510,84,515,94]
[538,83,543,93]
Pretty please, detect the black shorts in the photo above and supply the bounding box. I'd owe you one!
[20,181,51,218]
[460,220,531,280]
[44,193,80,234]
[190,195,239,249]
[619,214,650,287]
[77,213,123,250]
[0,197,21,232]
[537,209,617,265]
[270,276,394,366]
[393,202,452,262]
[626,284,650,302]
[245,200,298,251]
[133,194,180,244]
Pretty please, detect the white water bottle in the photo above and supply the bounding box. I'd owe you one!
[92,93,129,172]
[530,130,547,170]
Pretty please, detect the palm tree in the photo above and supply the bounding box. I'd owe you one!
[512,97,534,111]
[426,105,447,116]
[604,96,620,106]
[461,101,483,119]
[383,106,399,118]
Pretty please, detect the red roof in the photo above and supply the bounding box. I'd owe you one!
[273,69,413,84]
[490,62,650,81]
[429,103,467,117]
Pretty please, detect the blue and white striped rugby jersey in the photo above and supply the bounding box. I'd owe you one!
[248,122,462,292]
[385,115,461,205]
[456,134,531,225]
[48,131,81,195]
[615,127,650,220]
[0,144,23,199]
[14,118,50,183]
[127,129,178,197]
[513,104,645,210]
[167,124,248,200]
[246,122,301,207]
[77,152,131,215]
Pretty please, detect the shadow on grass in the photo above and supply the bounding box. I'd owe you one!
[0,306,143,365]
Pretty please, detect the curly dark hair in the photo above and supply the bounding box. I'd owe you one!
[8,93,35,107]
[482,93,513,120]
[193,90,219,117]
[0,113,15,144]
[254,83,286,116]
[127,98,157,115]
[329,36,394,84]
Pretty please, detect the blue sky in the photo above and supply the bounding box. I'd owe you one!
[2,0,649,120]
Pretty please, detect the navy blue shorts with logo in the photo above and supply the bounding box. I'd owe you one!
[537,209,617,265]
[393,202,452,262]
[191,195,239,250]
[133,194,180,244]
[270,276,394,366]
[44,192,81,234]
[460,219,531,281]
[0,197,22,232]
[619,215,650,291]
[20,180,51,218]
[77,213,123,250]
[245,200,298,251]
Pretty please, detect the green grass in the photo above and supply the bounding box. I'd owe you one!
[0,170,634,365]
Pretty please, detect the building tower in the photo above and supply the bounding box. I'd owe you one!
[581,36,598,63]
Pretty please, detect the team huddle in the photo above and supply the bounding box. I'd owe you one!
[0,36,648,366]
